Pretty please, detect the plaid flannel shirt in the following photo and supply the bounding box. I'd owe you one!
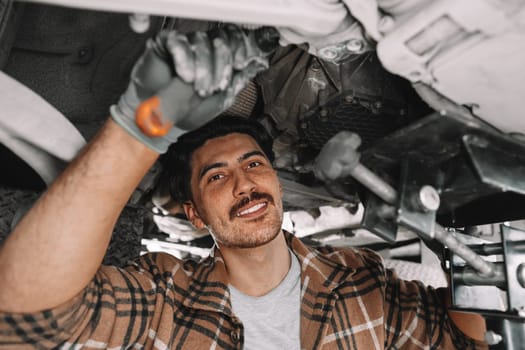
[0,232,487,349]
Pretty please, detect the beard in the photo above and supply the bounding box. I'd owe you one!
[206,192,284,249]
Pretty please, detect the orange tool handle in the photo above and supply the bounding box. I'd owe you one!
[135,96,173,137]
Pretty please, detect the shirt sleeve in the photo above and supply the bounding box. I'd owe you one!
[381,262,488,349]
[0,252,181,349]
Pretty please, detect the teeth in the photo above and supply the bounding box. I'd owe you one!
[237,202,266,216]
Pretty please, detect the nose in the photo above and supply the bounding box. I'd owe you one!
[233,170,256,198]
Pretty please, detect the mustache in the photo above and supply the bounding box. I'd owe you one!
[229,192,274,219]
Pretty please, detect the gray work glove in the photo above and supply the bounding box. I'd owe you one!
[111,25,270,153]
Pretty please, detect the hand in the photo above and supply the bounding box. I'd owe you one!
[111,25,271,153]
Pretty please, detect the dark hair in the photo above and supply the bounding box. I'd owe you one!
[160,115,275,203]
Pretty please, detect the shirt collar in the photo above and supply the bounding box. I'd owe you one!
[284,231,355,293]
[182,231,355,314]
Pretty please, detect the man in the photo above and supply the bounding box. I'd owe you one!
[0,26,486,349]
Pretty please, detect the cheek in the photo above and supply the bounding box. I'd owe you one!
[267,172,282,194]
[197,186,230,215]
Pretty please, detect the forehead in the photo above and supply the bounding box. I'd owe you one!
[191,133,264,169]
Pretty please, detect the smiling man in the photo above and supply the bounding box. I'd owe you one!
[0,27,487,349]
[185,133,284,249]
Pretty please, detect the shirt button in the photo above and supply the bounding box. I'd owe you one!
[230,329,240,343]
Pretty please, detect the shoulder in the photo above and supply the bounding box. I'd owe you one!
[288,232,387,282]
[100,252,205,289]
[315,245,386,272]
[132,251,206,274]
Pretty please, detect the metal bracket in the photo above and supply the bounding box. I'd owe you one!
[448,225,525,349]
[501,225,525,315]
[279,176,346,210]
[361,192,397,242]
[396,159,439,239]
[463,134,525,196]
[22,0,351,40]
[448,227,525,313]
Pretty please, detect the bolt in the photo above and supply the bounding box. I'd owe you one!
[300,122,308,129]
[378,204,396,219]
[129,13,150,33]
[345,39,364,53]
[518,263,525,288]
[75,46,93,64]
[417,185,440,212]
[320,109,329,118]
[484,331,503,345]
[374,101,383,109]
[310,61,321,72]
[518,306,525,317]
[319,47,338,61]
[345,95,354,103]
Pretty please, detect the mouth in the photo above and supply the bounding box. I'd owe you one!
[235,201,268,218]
[229,192,274,220]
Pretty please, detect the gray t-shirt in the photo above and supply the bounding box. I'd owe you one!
[229,250,301,350]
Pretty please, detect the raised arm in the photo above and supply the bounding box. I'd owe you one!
[0,26,269,313]
[0,121,157,312]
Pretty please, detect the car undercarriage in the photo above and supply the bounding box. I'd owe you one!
[1,0,525,347]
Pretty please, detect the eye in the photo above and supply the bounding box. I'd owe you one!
[208,173,225,183]
[247,161,262,169]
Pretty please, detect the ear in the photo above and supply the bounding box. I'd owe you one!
[183,202,206,230]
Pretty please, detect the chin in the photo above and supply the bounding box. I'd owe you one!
[218,224,282,249]
[212,209,284,248]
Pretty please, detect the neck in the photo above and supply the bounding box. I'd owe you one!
[219,231,291,297]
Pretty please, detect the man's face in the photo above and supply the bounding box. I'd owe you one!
[183,133,283,248]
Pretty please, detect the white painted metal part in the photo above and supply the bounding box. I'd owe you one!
[20,0,349,38]
[15,0,525,137]
[129,13,150,33]
[282,204,364,238]
[377,0,525,134]
[0,72,86,185]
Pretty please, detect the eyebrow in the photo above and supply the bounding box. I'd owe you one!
[238,150,265,163]
[198,162,227,181]
[198,150,266,180]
